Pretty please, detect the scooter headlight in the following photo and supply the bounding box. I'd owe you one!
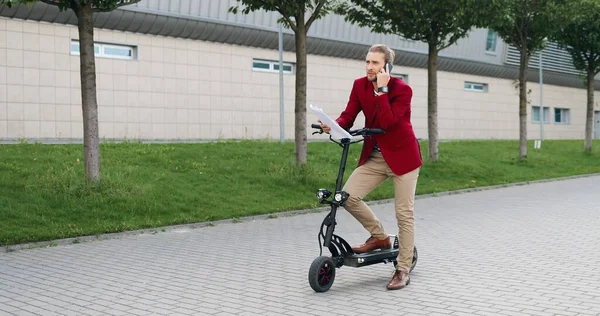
[316,189,331,202]
[333,191,349,203]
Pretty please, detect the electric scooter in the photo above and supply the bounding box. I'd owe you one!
[307,123,417,293]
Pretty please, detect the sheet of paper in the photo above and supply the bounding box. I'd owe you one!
[309,104,352,140]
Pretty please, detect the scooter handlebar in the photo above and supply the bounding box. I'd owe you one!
[311,124,384,138]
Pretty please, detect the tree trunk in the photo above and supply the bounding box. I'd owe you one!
[294,18,308,166]
[518,49,530,158]
[427,43,439,162]
[584,69,594,153]
[75,2,101,182]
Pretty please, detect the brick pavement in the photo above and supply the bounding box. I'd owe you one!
[1,175,600,316]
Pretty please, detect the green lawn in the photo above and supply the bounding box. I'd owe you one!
[1,139,599,246]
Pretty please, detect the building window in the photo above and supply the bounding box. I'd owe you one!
[252,59,294,74]
[532,106,551,123]
[554,108,570,124]
[485,30,497,53]
[70,40,137,60]
[391,73,409,83]
[464,81,488,92]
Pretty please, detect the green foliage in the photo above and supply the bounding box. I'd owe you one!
[229,0,334,32]
[337,0,490,49]
[481,0,558,56]
[0,0,36,7]
[0,0,140,12]
[551,0,600,75]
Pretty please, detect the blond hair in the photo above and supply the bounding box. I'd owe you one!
[368,44,395,64]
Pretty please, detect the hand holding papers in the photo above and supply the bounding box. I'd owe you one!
[309,104,352,140]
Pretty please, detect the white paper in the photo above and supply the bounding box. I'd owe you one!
[309,104,352,140]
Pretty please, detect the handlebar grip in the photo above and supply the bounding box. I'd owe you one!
[367,128,385,134]
[311,124,322,129]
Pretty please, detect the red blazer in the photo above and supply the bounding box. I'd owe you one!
[335,76,422,176]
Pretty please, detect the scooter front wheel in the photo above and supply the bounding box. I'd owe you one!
[308,256,336,292]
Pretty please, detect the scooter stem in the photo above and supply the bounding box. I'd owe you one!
[324,138,352,248]
[335,139,352,192]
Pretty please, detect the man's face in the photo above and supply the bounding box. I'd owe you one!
[365,51,386,82]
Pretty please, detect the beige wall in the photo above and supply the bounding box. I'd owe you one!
[1,17,599,142]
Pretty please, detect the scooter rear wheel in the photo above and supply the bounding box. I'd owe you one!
[394,246,418,272]
[411,246,418,271]
[308,256,336,292]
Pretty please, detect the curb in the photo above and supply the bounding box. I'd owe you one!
[3,172,600,253]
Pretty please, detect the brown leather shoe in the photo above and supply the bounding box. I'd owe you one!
[387,270,410,290]
[351,236,391,253]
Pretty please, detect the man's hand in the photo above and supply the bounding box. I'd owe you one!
[318,120,331,134]
[377,63,391,88]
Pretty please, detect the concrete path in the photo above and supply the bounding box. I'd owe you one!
[1,175,600,316]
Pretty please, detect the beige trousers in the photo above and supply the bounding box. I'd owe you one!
[342,152,420,273]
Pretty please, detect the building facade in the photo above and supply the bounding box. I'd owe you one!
[1,0,599,142]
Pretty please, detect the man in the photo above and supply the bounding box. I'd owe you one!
[319,44,422,290]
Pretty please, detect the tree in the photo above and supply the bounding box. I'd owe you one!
[551,0,600,153]
[481,0,559,159]
[337,0,492,162]
[229,0,333,166]
[1,0,141,182]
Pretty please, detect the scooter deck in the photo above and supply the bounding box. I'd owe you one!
[343,248,398,268]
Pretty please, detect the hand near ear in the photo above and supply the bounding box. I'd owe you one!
[377,64,391,88]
